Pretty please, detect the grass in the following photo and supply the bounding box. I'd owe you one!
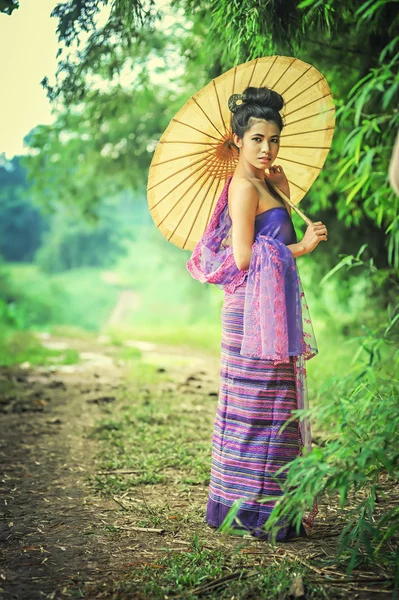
[88,362,213,496]
[84,341,396,598]
[0,330,79,367]
[134,547,326,600]
[106,322,222,355]
[84,532,328,599]
[84,355,338,599]
[49,324,98,340]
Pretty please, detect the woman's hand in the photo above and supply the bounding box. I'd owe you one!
[301,221,328,253]
[265,164,290,197]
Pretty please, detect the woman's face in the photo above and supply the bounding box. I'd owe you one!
[233,118,281,175]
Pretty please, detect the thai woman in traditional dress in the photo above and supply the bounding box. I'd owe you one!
[187,86,328,540]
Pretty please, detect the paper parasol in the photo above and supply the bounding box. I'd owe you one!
[147,55,335,250]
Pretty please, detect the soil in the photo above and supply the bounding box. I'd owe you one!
[0,335,396,600]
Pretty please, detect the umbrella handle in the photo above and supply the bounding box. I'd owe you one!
[269,182,313,226]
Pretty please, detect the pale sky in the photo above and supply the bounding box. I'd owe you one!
[0,0,59,158]
[0,0,186,159]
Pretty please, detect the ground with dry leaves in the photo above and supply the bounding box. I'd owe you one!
[0,335,396,600]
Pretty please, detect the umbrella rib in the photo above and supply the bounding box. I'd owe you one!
[149,154,212,196]
[212,80,229,136]
[232,66,237,95]
[278,156,322,170]
[287,178,308,193]
[246,58,259,88]
[280,144,331,149]
[150,148,215,167]
[157,165,209,226]
[259,55,278,87]
[181,175,217,248]
[192,95,225,138]
[284,93,334,118]
[168,173,214,242]
[159,140,220,146]
[283,107,335,128]
[171,118,222,142]
[280,126,335,138]
[284,76,325,105]
[268,57,297,90]
[205,179,224,228]
[280,65,312,97]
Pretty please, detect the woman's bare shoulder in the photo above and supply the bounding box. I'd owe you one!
[228,176,259,216]
[229,175,259,195]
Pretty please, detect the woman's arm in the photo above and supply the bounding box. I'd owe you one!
[230,179,258,270]
[389,130,399,196]
[286,241,308,258]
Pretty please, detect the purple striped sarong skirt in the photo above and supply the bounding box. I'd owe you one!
[206,280,307,540]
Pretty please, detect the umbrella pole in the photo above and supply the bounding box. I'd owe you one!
[269,183,313,226]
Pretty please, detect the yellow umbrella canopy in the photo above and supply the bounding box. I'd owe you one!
[147,55,335,250]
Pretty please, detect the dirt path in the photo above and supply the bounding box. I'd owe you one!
[0,355,125,599]
[106,291,142,327]
[0,337,220,599]
[0,336,395,599]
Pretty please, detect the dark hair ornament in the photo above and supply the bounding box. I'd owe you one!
[228,92,247,114]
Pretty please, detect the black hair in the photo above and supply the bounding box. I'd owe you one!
[228,86,285,139]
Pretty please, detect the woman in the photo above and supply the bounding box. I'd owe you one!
[187,86,328,541]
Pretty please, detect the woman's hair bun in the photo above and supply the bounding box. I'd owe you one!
[242,86,284,112]
[228,86,285,135]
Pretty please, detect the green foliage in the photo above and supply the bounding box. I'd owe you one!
[220,256,399,587]
[335,36,399,265]
[0,329,79,367]
[23,81,185,213]
[52,267,121,330]
[198,0,399,267]
[0,262,66,329]
[45,0,159,103]
[0,263,120,331]
[19,0,399,273]
[0,154,133,272]
[35,201,130,273]
[256,379,399,578]
[0,0,18,16]
[108,322,222,355]
[0,155,47,261]
[23,5,219,206]
[116,227,223,327]
[22,10,204,209]
[136,549,322,600]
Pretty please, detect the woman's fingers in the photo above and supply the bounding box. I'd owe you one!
[310,222,328,241]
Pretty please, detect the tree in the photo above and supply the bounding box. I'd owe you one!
[23,15,205,212]
[35,198,132,273]
[0,0,18,16]
[15,0,399,267]
[0,155,47,262]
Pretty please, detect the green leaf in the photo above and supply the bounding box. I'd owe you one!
[345,175,370,205]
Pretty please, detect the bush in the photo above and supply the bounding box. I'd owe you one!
[220,253,399,589]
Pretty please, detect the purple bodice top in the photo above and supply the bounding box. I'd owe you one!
[254,206,297,245]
